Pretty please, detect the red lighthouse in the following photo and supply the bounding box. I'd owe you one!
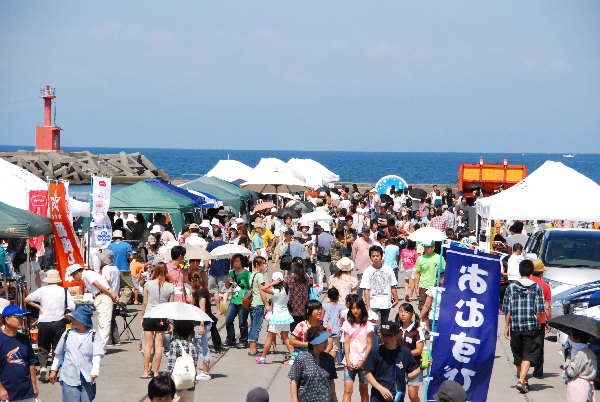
[35,85,63,151]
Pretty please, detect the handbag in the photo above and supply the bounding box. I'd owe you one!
[171,340,196,390]
[241,273,256,309]
[280,242,293,271]
[309,285,319,301]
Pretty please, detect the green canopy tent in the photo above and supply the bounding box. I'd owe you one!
[180,176,252,216]
[0,200,52,238]
[109,181,195,235]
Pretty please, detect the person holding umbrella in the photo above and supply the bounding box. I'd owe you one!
[564,329,597,401]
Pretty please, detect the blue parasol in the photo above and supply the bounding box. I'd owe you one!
[375,175,408,196]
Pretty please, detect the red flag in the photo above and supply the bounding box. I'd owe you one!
[28,190,48,252]
[49,183,85,287]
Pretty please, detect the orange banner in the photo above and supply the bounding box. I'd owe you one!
[49,182,85,287]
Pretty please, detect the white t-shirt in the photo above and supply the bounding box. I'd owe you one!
[359,265,398,309]
[28,285,76,323]
[82,270,110,297]
[185,234,207,249]
[507,254,524,281]
[101,264,121,294]
[425,287,443,320]
[507,233,529,249]
[341,320,375,365]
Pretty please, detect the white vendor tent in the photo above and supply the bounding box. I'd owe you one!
[0,158,90,217]
[287,158,340,188]
[254,158,306,183]
[477,161,600,221]
[205,160,255,183]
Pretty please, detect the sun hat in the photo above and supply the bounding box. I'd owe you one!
[126,214,135,223]
[316,198,324,206]
[442,205,449,210]
[533,259,547,272]
[67,306,94,328]
[189,223,200,230]
[293,231,303,238]
[200,220,211,229]
[218,210,227,216]
[379,321,399,336]
[112,230,123,239]
[95,249,114,265]
[254,223,266,229]
[336,257,354,272]
[246,387,270,402]
[270,208,277,213]
[43,269,62,284]
[235,218,244,224]
[2,304,30,318]
[284,228,294,235]
[151,225,162,234]
[308,331,334,346]
[152,257,164,266]
[66,263,85,276]
[211,218,220,226]
[422,240,435,247]
[0,299,10,316]
[433,380,468,402]
[272,272,284,281]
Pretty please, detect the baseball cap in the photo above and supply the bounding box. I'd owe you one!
[2,304,30,318]
[361,226,370,233]
[379,321,399,336]
[422,240,435,247]
[284,228,294,235]
[272,272,284,281]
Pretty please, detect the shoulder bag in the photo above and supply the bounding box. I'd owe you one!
[316,235,331,263]
[280,242,293,271]
[172,340,196,390]
[241,273,256,309]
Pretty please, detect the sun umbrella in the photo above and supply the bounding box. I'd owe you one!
[241,170,312,195]
[159,243,213,261]
[548,314,600,340]
[409,188,428,200]
[252,201,277,213]
[290,201,315,214]
[209,243,253,260]
[145,302,213,322]
[315,186,332,194]
[466,184,484,192]
[408,226,447,243]
[277,207,300,219]
[305,191,317,198]
[297,211,333,224]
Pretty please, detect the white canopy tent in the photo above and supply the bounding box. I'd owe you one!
[477,161,600,221]
[241,170,312,194]
[205,159,255,183]
[254,158,306,183]
[287,158,340,188]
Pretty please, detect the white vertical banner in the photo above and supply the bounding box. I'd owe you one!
[91,176,112,249]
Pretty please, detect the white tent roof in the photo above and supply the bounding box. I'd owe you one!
[0,158,90,217]
[205,160,255,183]
[477,161,600,221]
[254,158,306,183]
[287,158,340,188]
[241,170,312,194]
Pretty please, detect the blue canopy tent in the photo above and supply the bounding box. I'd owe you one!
[186,190,223,209]
[143,178,205,209]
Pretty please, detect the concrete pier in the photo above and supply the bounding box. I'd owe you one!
[0,150,172,184]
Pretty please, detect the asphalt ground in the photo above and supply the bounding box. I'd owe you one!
[36,263,570,402]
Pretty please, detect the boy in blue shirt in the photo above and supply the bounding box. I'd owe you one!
[364,321,421,402]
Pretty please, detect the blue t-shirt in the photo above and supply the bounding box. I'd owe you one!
[251,233,264,253]
[206,240,230,276]
[0,332,37,401]
[323,303,345,336]
[107,240,133,272]
[363,344,419,402]
[383,245,400,269]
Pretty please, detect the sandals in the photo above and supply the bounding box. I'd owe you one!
[516,381,529,394]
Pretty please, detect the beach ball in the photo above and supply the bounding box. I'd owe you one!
[376,175,408,196]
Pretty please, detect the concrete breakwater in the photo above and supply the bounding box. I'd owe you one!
[0,150,171,185]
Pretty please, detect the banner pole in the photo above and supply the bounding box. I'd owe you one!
[424,241,446,401]
[87,175,93,269]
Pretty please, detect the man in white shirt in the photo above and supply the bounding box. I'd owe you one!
[507,244,525,281]
[18,247,42,292]
[185,223,208,249]
[99,250,122,346]
[359,245,398,323]
[68,263,119,350]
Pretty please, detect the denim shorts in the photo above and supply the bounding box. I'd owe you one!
[248,305,265,342]
[406,370,423,385]
[343,367,368,383]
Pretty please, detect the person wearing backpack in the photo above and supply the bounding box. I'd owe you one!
[164,320,199,402]
[49,306,105,401]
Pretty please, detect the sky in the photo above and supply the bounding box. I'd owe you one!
[1,1,599,153]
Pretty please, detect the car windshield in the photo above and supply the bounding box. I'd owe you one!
[543,238,600,268]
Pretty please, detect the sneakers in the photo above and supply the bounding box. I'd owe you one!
[196,372,211,381]
[222,342,236,348]
[38,368,48,382]
[256,357,266,364]
[237,343,249,349]
[284,359,294,365]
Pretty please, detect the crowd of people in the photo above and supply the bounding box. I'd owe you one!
[0,183,596,402]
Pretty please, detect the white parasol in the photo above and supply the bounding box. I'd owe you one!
[408,226,447,243]
[145,302,213,322]
[160,243,213,261]
[297,211,333,224]
[209,243,253,260]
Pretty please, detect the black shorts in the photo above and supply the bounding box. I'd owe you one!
[510,328,541,366]
[142,317,169,332]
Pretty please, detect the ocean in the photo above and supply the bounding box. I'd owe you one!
[2,145,599,186]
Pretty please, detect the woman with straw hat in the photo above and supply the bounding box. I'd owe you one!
[25,269,76,383]
[327,257,358,305]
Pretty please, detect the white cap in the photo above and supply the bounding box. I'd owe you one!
[151,225,162,234]
[235,218,244,224]
[66,263,84,276]
[211,218,220,226]
[270,208,277,212]
[272,272,284,281]
[0,298,11,315]
[200,220,211,228]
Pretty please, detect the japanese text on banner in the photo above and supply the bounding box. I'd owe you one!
[427,245,502,402]
[28,190,48,253]
[49,182,85,287]
[90,176,112,248]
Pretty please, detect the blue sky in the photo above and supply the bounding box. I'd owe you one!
[1,1,599,152]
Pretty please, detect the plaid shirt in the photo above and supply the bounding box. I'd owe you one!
[165,337,199,390]
[429,216,449,232]
[502,280,545,332]
[284,273,313,317]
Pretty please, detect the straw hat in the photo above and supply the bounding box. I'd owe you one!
[43,269,62,284]
[533,259,547,272]
[254,223,266,229]
[336,257,354,272]
[189,223,200,230]
[96,249,114,265]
